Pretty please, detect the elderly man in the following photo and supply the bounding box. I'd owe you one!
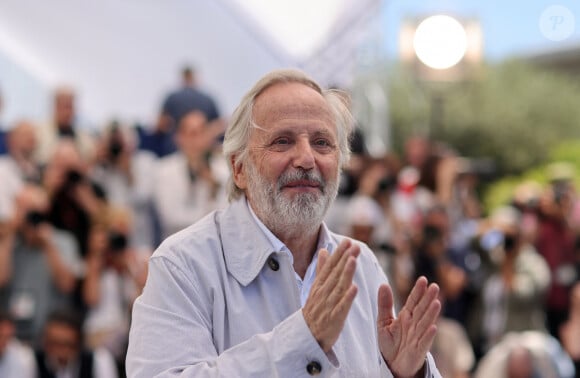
[127,70,441,377]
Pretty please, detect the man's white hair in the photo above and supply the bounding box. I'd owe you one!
[222,69,354,201]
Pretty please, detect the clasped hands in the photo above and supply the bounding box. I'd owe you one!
[302,239,441,378]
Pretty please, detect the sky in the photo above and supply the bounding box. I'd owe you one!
[380,0,580,62]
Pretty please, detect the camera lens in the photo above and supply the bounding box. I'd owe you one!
[108,231,128,253]
[25,211,46,227]
[503,234,518,251]
[66,170,83,186]
[108,141,123,159]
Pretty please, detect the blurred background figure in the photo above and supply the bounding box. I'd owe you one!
[325,87,370,236]
[83,207,149,374]
[345,194,390,272]
[536,162,579,338]
[511,181,543,246]
[391,166,434,228]
[0,88,7,155]
[0,184,83,344]
[560,282,580,374]
[472,206,551,354]
[154,66,223,157]
[153,110,227,238]
[413,204,470,323]
[0,311,35,377]
[430,293,476,378]
[90,121,158,250]
[36,87,96,165]
[0,120,41,222]
[506,345,544,378]
[474,331,575,378]
[343,157,397,243]
[34,309,117,378]
[43,140,106,258]
[403,135,439,193]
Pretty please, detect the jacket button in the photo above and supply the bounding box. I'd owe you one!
[306,361,322,375]
[267,257,280,271]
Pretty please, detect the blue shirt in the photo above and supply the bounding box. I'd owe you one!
[247,201,328,306]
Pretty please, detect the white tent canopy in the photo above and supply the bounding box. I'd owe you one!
[0,0,384,128]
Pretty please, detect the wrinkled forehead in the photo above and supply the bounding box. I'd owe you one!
[252,82,335,130]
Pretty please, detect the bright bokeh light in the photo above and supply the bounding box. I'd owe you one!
[413,15,467,70]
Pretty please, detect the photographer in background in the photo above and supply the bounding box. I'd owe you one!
[83,207,148,375]
[43,140,106,258]
[536,162,579,339]
[0,184,83,344]
[91,121,158,250]
[474,206,551,354]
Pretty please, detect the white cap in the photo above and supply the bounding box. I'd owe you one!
[346,195,383,227]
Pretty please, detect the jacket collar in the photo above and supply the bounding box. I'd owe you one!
[219,196,338,286]
[219,197,279,286]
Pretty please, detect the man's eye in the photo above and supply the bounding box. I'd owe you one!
[272,138,290,145]
[314,139,331,147]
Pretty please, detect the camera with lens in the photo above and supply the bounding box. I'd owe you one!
[107,231,128,254]
[65,169,84,187]
[25,210,47,227]
[107,122,125,161]
[377,175,396,194]
[480,229,519,256]
[423,224,443,244]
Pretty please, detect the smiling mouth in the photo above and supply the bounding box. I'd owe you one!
[284,180,321,189]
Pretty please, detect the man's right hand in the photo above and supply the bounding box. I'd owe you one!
[302,239,360,353]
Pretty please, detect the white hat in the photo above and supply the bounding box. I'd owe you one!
[346,195,383,227]
[490,206,521,229]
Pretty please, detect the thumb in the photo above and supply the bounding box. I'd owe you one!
[377,284,395,327]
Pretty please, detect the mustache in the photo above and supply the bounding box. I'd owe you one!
[277,169,325,191]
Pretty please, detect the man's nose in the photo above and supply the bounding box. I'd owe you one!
[292,139,315,170]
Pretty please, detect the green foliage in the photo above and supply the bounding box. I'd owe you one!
[484,176,524,211]
[386,60,580,175]
[482,139,580,212]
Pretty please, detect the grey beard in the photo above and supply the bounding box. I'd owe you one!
[246,163,338,237]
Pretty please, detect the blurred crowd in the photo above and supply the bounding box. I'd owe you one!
[0,66,578,377]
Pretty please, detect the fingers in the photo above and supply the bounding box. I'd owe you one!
[303,239,361,352]
[377,284,395,327]
[334,283,358,319]
[407,279,441,352]
[316,239,357,281]
[314,240,359,297]
[403,276,428,314]
[413,282,439,320]
[377,278,441,376]
[316,248,329,275]
[329,253,358,314]
[415,299,441,340]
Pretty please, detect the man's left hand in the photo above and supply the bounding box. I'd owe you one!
[377,277,440,378]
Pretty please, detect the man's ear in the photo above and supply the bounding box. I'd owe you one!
[231,155,247,191]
